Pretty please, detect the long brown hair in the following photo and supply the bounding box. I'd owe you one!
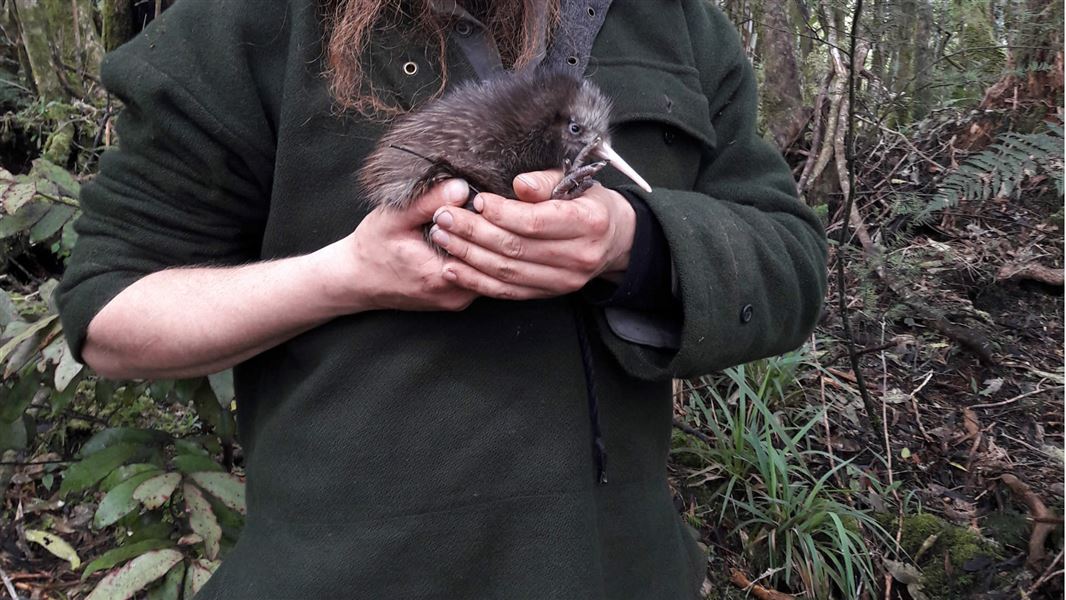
[322,0,559,116]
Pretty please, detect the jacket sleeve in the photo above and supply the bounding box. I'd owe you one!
[595,4,828,381]
[54,0,283,362]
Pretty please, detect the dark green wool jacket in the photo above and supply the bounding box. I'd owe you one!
[56,0,827,597]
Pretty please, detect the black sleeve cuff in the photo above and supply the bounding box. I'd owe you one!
[583,192,678,312]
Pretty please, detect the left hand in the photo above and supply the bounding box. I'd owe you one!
[430,169,636,300]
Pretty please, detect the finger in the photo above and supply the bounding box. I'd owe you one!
[512,169,564,203]
[400,178,470,227]
[442,262,559,301]
[473,192,607,240]
[429,225,587,293]
[434,204,606,270]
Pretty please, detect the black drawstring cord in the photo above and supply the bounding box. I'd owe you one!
[573,300,607,485]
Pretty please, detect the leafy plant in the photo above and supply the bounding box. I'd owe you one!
[0,158,81,261]
[675,355,891,599]
[925,122,1064,215]
[0,280,242,597]
[0,350,243,597]
[64,418,245,598]
[0,286,82,452]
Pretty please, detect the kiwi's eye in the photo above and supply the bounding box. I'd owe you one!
[569,122,582,135]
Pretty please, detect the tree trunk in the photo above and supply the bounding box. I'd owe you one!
[10,0,102,101]
[890,0,915,122]
[792,0,813,61]
[911,0,935,118]
[51,0,103,88]
[869,0,884,82]
[101,0,132,51]
[979,0,1063,110]
[0,1,28,84]
[758,0,809,150]
[948,0,1061,149]
[10,0,63,100]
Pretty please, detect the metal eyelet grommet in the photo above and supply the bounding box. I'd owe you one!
[740,304,754,324]
[587,7,596,17]
[455,20,473,37]
[566,56,579,66]
[402,61,418,76]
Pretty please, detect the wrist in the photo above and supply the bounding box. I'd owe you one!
[309,237,376,315]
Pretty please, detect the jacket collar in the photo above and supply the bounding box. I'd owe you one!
[430,0,612,79]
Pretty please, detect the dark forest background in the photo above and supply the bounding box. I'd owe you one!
[0,0,1062,598]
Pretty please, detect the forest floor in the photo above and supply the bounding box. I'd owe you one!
[675,109,1065,599]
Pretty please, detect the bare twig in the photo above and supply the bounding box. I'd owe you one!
[0,459,72,467]
[730,569,796,600]
[672,419,714,446]
[811,334,845,489]
[33,191,80,207]
[855,115,947,172]
[962,408,983,476]
[879,319,905,600]
[909,371,935,442]
[881,321,893,486]
[86,96,115,172]
[969,386,1063,410]
[1026,549,1064,596]
[0,563,17,600]
[835,0,880,432]
[823,339,900,366]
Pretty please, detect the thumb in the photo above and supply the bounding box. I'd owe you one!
[513,169,564,203]
[404,179,471,226]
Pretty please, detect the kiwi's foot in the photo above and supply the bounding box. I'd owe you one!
[552,160,608,200]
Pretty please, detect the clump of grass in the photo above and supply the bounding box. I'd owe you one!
[675,354,890,599]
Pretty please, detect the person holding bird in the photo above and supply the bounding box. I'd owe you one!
[56,0,828,598]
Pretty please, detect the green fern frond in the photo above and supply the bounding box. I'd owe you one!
[925,123,1064,216]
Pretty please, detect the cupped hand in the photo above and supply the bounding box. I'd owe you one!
[428,170,636,300]
[327,179,479,312]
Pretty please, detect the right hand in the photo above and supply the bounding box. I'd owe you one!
[326,178,479,312]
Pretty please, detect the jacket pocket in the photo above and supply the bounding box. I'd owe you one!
[590,60,716,192]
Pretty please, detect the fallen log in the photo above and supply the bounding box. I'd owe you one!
[996,262,1065,288]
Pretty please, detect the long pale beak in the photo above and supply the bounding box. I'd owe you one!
[593,142,653,193]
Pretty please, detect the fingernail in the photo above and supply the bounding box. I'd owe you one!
[448,179,469,201]
[517,174,539,191]
[433,208,454,228]
[472,194,485,212]
[443,269,457,281]
[430,226,450,246]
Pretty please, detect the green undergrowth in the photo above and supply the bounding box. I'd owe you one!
[2,279,245,598]
[674,352,894,599]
